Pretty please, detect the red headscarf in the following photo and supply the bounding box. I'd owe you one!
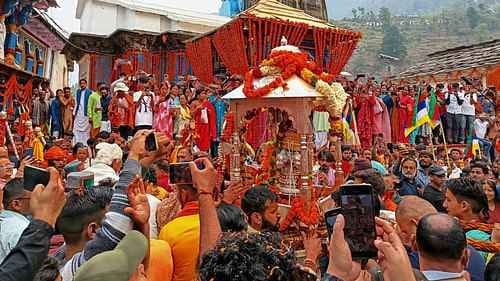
[45,145,68,163]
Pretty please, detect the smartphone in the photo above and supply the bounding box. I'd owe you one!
[24,165,50,191]
[169,162,192,184]
[325,207,341,239]
[340,184,377,259]
[145,132,158,152]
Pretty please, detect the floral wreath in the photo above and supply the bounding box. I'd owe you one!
[279,195,320,231]
[242,44,348,117]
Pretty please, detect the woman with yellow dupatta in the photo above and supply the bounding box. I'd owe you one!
[175,94,191,141]
[32,127,46,162]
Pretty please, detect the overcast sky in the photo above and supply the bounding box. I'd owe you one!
[48,0,223,33]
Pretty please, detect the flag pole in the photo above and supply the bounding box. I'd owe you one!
[349,101,361,147]
[429,127,436,161]
[438,119,452,169]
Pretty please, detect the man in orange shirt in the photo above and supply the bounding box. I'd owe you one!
[159,183,199,281]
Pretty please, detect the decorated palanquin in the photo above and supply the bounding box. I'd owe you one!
[186,0,361,84]
[221,41,350,246]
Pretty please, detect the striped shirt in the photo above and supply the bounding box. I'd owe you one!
[60,159,140,281]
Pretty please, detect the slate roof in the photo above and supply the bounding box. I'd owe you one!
[244,0,334,29]
[399,39,500,79]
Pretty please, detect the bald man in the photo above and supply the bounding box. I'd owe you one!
[416,213,468,281]
[396,196,486,281]
[396,196,437,247]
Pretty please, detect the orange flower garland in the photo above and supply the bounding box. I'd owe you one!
[291,196,320,225]
[242,49,336,98]
[256,142,275,184]
[279,196,320,231]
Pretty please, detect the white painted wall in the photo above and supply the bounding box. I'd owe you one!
[133,11,162,32]
[79,1,118,35]
[77,0,229,36]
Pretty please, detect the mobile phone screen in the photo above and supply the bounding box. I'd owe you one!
[169,162,192,184]
[145,132,157,152]
[325,207,341,239]
[340,184,377,259]
[23,165,50,191]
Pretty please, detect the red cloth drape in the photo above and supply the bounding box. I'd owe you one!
[355,95,376,149]
[313,28,361,76]
[186,37,213,84]
[212,18,249,76]
[3,74,18,114]
[487,66,500,90]
[245,16,310,68]
[167,51,177,81]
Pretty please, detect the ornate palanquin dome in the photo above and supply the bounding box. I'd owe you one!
[186,0,361,84]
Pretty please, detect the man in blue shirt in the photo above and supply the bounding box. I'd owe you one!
[0,178,31,264]
[209,90,228,157]
[397,158,429,196]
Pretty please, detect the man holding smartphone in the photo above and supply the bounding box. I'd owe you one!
[445,83,465,144]
[133,84,155,132]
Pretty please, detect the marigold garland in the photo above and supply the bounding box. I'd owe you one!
[255,142,275,184]
[279,196,320,231]
[242,49,348,117]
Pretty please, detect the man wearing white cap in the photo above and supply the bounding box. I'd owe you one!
[109,82,135,140]
[83,142,123,184]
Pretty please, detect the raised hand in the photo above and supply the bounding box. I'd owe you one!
[374,217,416,281]
[327,214,361,281]
[125,176,151,227]
[221,182,249,204]
[16,156,35,178]
[30,168,66,227]
[190,158,216,195]
[128,130,151,161]
[303,231,321,265]
[139,132,174,168]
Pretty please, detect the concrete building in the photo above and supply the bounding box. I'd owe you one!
[65,0,230,87]
[76,0,229,35]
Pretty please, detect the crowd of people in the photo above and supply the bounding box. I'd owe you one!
[0,71,498,281]
[338,76,499,149]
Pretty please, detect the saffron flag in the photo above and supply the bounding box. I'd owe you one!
[405,87,431,137]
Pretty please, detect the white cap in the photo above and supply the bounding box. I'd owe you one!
[113,81,129,93]
[94,142,123,166]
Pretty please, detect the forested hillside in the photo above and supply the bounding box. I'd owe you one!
[330,1,500,78]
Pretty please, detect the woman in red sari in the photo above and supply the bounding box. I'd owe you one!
[192,89,216,152]
[354,88,376,149]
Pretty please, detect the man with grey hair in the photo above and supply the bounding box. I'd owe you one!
[83,142,123,184]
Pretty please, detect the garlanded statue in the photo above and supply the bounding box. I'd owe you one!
[32,125,45,161]
[23,119,33,147]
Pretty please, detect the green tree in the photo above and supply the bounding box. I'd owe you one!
[474,23,491,41]
[381,24,407,60]
[466,6,480,29]
[352,8,358,20]
[379,7,392,26]
[358,7,366,20]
